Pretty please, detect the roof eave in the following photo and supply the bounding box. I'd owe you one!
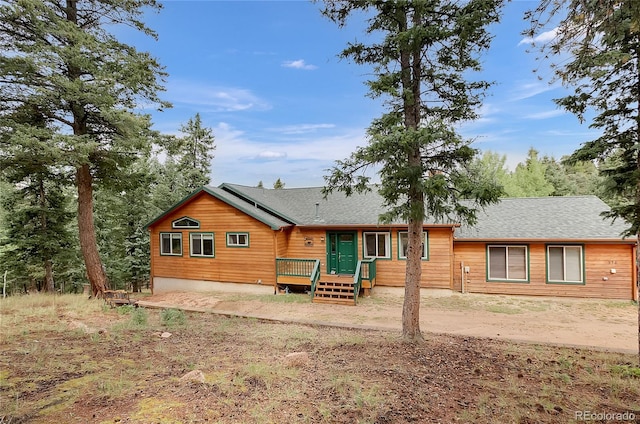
[296,223,459,229]
[454,237,636,244]
[143,187,205,229]
[218,183,299,225]
[145,186,290,231]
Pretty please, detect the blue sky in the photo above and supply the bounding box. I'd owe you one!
[125,0,596,188]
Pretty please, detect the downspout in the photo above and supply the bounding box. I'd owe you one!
[633,243,638,301]
[273,230,279,295]
[461,261,465,294]
[149,227,155,294]
[450,226,456,292]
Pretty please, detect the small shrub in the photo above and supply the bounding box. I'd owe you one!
[611,365,640,378]
[116,304,136,315]
[160,308,186,328]
[130,308,148,326]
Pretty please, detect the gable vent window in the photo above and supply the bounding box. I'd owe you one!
[172,217,200,229]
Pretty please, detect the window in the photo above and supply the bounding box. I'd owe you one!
[398,231,429,260]
[487,245,528,281]
[547,245,584,284]
[363,232,390,258]
[190,233,214,257]
[160,233,182,256]
[172,217,200,229]
[227,232,249,247]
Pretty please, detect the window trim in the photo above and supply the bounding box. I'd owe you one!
[189,232,215,258]
[546,244,585,285]
[486,244,529,283]
[397,230,429,260]
[160,232,183,256]
[362,231,391,259]
[172,216,200,229]
[226,232,250,248]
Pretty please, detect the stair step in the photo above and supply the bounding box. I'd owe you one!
[314,292,353,299]
[313,280,357,305]
[315,287,354,293]
[313,296,355,305]
[317,282,353,287]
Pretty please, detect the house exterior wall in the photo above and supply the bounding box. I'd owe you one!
[149,192,278,291]
[453,242,635,299]
[283,226,454,289]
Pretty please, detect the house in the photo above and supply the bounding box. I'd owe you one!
[146,183,638,303]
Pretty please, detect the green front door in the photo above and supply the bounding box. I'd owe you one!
[327,232,357,275]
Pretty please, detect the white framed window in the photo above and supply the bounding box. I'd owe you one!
[487,245,528,282]
[398,231,429,260]
[160,233,182,256]
[547,245,584,284]
[172,216,200,229]
[227,232,249,247]
[190,233,214,257]
[363,232,391,259]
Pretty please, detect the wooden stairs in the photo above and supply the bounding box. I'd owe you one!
[313,278,356,305]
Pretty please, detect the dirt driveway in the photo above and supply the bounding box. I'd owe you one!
[137,288,638,353]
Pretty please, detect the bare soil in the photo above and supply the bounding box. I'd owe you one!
[140,289,638,353]
[0,293,639,424]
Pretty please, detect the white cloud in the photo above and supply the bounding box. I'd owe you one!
[281,59,318,70]
[268,123,336,134]
[257,151,287,160]
[518,27,558,46]
[509,80,560,101]
[166,80,271,112]
[210,122,367,187]
[523,109,566,120]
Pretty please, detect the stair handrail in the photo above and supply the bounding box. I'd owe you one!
[362,258,376,287]
[352,260,363,305]
[310,259,321,299]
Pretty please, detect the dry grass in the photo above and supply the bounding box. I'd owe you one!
[0,293,638,423]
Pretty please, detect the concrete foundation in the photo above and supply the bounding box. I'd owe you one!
[152,277,274,295]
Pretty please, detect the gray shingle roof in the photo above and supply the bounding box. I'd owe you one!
[455,196,631,241]
[204,186,292,230]
[220,183,394,225]
[219,184,632,241]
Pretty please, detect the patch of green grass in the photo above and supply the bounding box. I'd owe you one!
[519,301,550,312]
[485,304,522,314]
[611,364,640,378]
[115,304,137,315]
[160,308,187,328]
[224,292,312,304]
[130,307,148,326]
[603,300,636,309]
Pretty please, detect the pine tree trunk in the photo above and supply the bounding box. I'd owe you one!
[402,216,424,342]
[44,259,54,293]
[38,179,55,293]
[76,164,109,297]
[399,7,425,342]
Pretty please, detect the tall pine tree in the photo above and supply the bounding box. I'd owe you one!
[321,0,504,341]
[0,0,169,296]
[526,0,640,361]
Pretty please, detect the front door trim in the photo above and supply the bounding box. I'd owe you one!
[326,231,357,275]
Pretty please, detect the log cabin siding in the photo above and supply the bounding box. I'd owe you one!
[283,227,454,288]
[453,242,634,299]
[149,192,278,286]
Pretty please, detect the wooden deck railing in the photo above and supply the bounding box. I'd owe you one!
[275,258,321,296]
[352,258,376,305]
[276,257,375,304]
